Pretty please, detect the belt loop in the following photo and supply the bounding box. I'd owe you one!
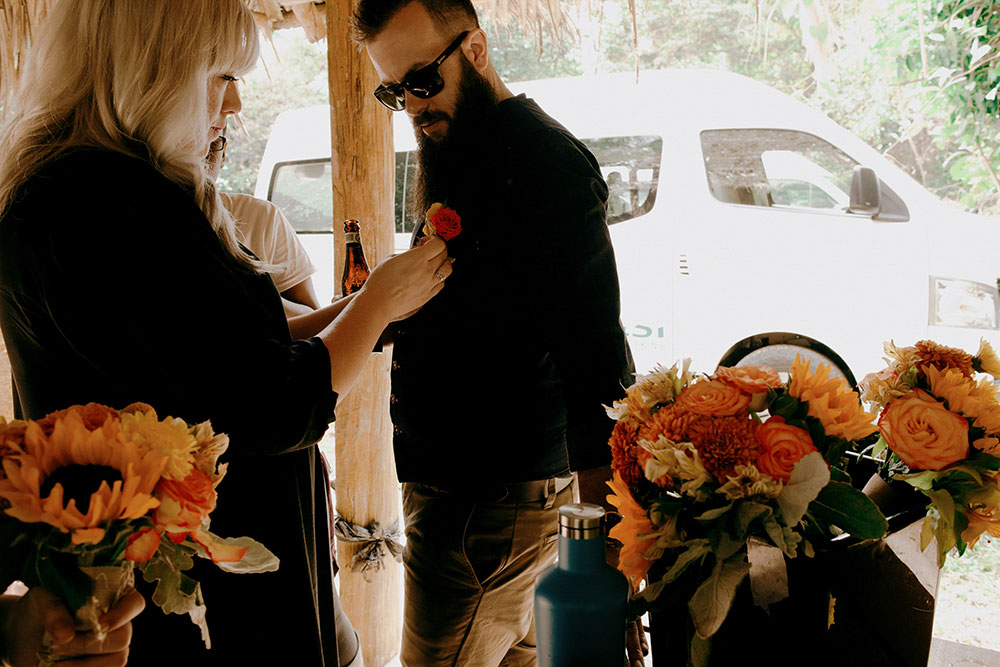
[543,478,556,509]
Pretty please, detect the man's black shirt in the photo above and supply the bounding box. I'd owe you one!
[390,95,634,487]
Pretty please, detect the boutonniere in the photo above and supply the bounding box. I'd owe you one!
[422,202,462,241]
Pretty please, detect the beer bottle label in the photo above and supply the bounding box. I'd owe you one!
[345,231,360,244]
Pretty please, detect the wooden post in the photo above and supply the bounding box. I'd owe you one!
[326,2,401,666]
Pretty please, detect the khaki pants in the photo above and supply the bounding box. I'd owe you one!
[400,480,575,666]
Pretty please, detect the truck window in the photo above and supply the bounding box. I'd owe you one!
[273,135,662,235]
[269,153,419,236]
[583,135,662,225]
[701,129,858,212]
[269,159,334,233]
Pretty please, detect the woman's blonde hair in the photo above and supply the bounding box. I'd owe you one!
[0,0,261,267]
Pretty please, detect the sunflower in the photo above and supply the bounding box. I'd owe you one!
[606,472,659,588]
[975,338,1000,378]
[788,356,877,441]
[925,365,1000,434]
[0,410,165,545]
[914,340,975,377]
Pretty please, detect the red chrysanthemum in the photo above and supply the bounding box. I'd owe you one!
[914,340,975,377]
[610,417,646,491]
[686,415,759,481]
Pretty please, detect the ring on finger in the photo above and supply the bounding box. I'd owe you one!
[434,269,446,282]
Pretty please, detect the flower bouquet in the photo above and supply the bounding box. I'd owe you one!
[606,357,887,665]
[0,402,278,656]
[860,339,1000,566]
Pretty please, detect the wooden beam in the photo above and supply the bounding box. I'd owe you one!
[326,1,401,665]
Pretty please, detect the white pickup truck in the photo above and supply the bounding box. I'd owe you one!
[254,69,1000,383]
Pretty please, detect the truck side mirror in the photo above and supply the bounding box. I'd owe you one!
[849,165,881,216]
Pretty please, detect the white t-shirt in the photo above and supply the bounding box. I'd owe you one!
[221,193,316,294]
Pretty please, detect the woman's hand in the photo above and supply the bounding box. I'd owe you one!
[361,236,453,321]
[1,586,145,667]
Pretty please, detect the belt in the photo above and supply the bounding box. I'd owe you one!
[416,476,574,505]
[499,476,574,503]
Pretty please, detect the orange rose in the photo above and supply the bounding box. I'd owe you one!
[755,416,819,482]
[715,365,782,394]
[675,380,751,417]
[428,205,462,241]
[125,526,162,562]
[878,389,969,470]
[154,468,217,534]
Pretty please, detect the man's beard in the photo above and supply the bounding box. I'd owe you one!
[412,58,499,218]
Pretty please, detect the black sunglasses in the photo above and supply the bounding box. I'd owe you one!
[209,135,227,153]
[373,31,470,111]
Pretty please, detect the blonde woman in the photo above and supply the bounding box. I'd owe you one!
[0,1,450,665]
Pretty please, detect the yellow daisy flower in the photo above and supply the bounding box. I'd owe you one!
[120,409,197,481]
[788,356,877,441]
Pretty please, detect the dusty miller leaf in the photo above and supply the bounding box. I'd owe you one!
[776,452,830,526]
[688,556,750,639]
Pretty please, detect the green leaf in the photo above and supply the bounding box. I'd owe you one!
[967,450,1000,470]
[36,551,93,612]
[769,393,803,420]
[925,489,958,564]
[809,22,830,44]
[872,435,888,459]
[776,452,831,526]
[638,540,712,604]
[920,514,937,552]
[735,502,769,536]
[711,530,747,561]
[829,467,852,484]
[896,470,941,490]
[691,634,712,667]
[809,481,888,540]
[762,513,790,555]
[695,502,734,521]
[822,438,850,466]
[940,465,984,487]
[688,556,750,639]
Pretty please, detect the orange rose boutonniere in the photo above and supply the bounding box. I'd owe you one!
[423,202,462,241]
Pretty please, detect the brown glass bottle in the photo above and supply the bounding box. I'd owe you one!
[341,219,371,296]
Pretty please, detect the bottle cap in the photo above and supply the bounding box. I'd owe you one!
[558,503,605,540]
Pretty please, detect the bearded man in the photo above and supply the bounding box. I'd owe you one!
[353,2,638,665]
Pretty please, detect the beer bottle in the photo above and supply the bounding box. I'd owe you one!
[341,219,370,296]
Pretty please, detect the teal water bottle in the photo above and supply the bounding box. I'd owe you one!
[534,503,629,666]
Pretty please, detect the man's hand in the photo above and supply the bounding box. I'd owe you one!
[1,586,145,667]
[626,618,648,667]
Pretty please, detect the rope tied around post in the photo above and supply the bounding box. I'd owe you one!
[334,516,404,583]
